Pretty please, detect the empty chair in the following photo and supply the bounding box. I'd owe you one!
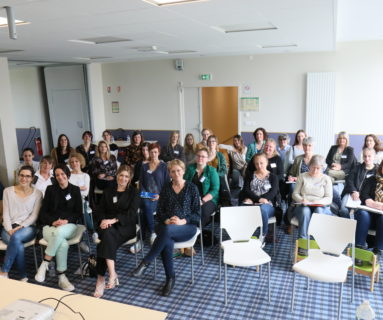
[290,213,356,320]
[220,206,271,305]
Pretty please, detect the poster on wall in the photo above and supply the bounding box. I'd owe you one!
[112,101,119,113]
[240,97,259,111]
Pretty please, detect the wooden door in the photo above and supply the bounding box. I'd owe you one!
[202,86,238,145]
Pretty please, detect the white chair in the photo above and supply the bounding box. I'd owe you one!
[154,220,204,284]
[39,224,86,277]
[220,206,271,305]
[0,238,38,271]
[290,213,356,320]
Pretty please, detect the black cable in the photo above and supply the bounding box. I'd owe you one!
[38,293,85,319]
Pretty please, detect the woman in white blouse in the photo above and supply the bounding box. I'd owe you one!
[0,166,42,281]
[68,153,90,199]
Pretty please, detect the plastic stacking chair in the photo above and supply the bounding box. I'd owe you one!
[39,225,86,278]
[220,206,271,305]
[347,247,379,292]
[154,220,204,284]
[0,238,38,271]
[290,213,356,320]
[293,238,320,264]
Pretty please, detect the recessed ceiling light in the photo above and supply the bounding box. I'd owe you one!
[213,23,277,34]
[69,37,132,45]
[259,44,297,49]
[0,49,24,53]
[0,17,30,27]
[142,0,207,6]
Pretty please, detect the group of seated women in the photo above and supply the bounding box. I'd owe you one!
[2,127,383,299]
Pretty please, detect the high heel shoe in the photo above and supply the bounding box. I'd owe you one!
[131,261,149,277]
[106,274,119,289]
[93,280,106,298]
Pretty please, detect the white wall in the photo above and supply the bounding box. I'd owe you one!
[101,40,383,135]
[9,67,51,154]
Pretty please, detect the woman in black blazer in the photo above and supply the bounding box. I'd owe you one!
[326,131,356,181]
[93,165,140,298]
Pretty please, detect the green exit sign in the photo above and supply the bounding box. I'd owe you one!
[200,73,212,80]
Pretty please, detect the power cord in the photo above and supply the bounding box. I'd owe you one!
[38,293,85,319]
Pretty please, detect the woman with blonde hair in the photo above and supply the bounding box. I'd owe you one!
[161,131,185,163]
[68,152,90,199]
[184,133,196,166]
[359,134,383,165]
[325,131,356,181]
[91,141,118,190]
[228,135,247,189]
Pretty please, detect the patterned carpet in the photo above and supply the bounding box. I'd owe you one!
[5,225,383,320]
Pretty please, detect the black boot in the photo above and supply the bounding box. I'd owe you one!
[131,261,149,277]
[161,276,175,296]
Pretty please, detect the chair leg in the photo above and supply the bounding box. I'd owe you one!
[338,282,343,320]
[77,244,83,278]
[351,265,354,303]
[259,265,262,279]
[199,225,205,266]
[154,257,157,280]
[268,262,271,303]
[291,271,296,312]
[306,277,310,290]
[273,222,276,256]
[211,214,215,247]
[134,242,138,267]
[290,226,294,260]
[219,245,222,281]
[32,245,38,271]
[191,246,194,284]
[224,263,227,305]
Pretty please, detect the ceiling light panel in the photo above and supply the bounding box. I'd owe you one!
[142,0,207,6]
[213,22,277,34]
[0,17,30,27]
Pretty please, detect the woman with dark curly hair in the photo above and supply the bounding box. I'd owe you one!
[246,127,268,163]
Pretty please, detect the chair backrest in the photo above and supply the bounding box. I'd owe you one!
[308,213,356,255]
[221,206,262,242]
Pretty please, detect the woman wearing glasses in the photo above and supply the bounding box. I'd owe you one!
[0,166,42,281]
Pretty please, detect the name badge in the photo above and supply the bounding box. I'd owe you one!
[341,155,347,159]
[113,196,118,203]
[200,176,206,182]
[174,150,179,155]
[103,160,109,165]
[90,150,95,154]
[270,163,276,168]
[366,174,373,179]
[65,194,72,201]
[147,170,153,174]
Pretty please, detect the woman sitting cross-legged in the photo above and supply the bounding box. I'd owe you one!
[132,159,201,297]
[239,153,278,240]
[35,164,82,291]
[292,155,332,242]
[0,166,42,281]
[93,165,140,298]
[355,160,383,255]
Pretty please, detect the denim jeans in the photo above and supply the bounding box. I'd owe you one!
[141,198,158,235]
[144,224,197,278]
[355,210,383,249]
[1,226,36,278]
[42,224,77,272]
[293,205,332,239]
[230,169,243,189]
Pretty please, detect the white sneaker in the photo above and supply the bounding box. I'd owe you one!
[35,261,49,283]
[130,241,143,254]
[58,274,75,292]
[150,233,157,245]
[79,242,90,253]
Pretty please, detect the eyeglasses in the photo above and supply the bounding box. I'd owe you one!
[19,174,32,178]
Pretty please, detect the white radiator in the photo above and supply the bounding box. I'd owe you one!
[305,72,336,158]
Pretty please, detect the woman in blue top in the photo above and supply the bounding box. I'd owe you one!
[246,127,268,163]
[132,159,201,297]
[140,143,170,244]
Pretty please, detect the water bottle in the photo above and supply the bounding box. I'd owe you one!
[356,300,375,320]
[48,260,56,277]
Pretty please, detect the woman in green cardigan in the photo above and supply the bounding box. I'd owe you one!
[184,147,220,226]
